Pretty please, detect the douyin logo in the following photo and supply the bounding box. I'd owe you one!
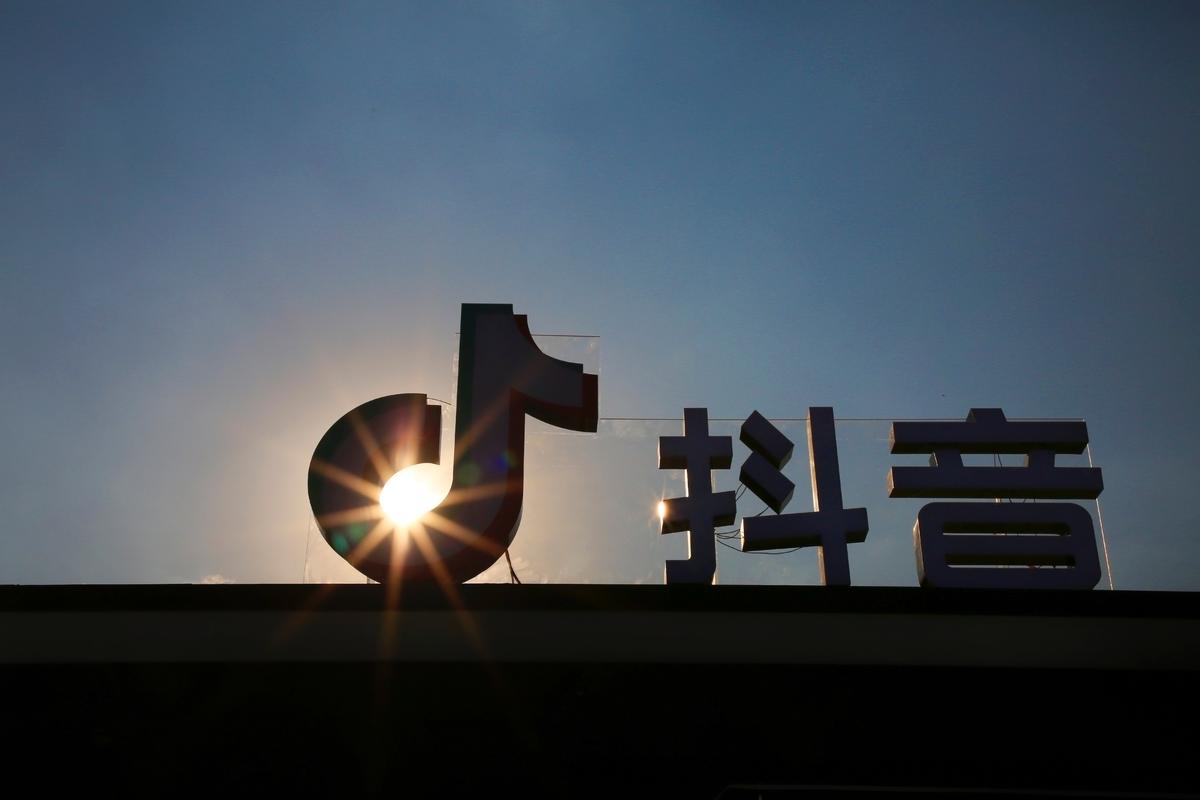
[307,304,598,584]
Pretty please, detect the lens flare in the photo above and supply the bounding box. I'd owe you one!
[379,465,445,526]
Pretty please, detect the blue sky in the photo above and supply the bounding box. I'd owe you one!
[2,2,1197,588]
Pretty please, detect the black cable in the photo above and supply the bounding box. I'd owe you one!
[716,538,801,555]
[993,453,1031,503]
[504,549,521,584]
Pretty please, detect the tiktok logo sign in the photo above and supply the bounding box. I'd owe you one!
[307,304,599,584]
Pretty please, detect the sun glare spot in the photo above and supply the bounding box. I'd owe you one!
[380,465,445,526]
[656,500,667,520]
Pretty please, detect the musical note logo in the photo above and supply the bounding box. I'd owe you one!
[308,304,598,584]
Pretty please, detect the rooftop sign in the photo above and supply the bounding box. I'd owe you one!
[308,304,1104,589]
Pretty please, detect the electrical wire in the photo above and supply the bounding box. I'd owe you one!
[1088,443,1116,590]
[302,515,313,584]
[504,549,522,584]
[600,416,1083,422]
[717,538,801,556]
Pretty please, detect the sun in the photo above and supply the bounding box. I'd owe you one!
[379,464,445,526]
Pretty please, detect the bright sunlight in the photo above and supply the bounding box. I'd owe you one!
[379,464,445,526]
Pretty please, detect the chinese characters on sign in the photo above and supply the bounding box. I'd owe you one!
[740,408,869,586]
[888,409,1103,589]
[657,408,870,585]
[658,407,1103,588]
[657,409,737,584]
[309,302,1104,591]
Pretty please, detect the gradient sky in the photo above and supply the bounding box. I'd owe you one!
[2,1,1198,588]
